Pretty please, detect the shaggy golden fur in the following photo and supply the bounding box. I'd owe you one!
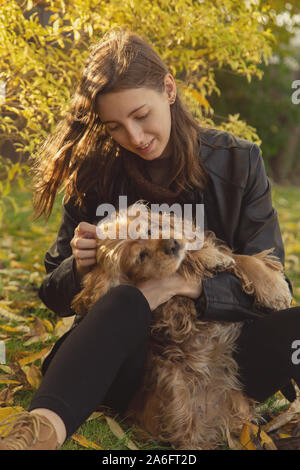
[71,201,292,449]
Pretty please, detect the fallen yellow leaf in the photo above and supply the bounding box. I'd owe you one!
[41,318,54,332]
[0,406,24,434]
[23,333,52,346]
[54,317,75,338]
[9,261,27,269]
[0,379,21,385]
[0,365,13,374]
[0,385,23,406]
[71,433,103,450]
[240,422,277,450]
[4,286,19,291]
[240,423,256,450]
[105,416,139,450]
[0,302,16,312]
[21,364,42,389]
[263,398,300,433]
[0,305,27,323]
[0,406,24,419]
[0,324,29,333]
[87,411,104,421]
[18,347,51,366]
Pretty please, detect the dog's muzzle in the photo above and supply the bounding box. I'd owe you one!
[163,239,184,256]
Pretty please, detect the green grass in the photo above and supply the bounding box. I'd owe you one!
[272,184,300,305]
[0,177,299,450]
[0,178,171,450]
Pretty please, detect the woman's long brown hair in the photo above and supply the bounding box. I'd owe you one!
[30,25,209,221]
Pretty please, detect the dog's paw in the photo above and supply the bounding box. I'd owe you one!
[254,279,292,311]
[200,247,236,272]
[233,253,292,312]
[215,251,236,270]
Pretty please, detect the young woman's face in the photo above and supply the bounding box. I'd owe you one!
[96,75,176,161]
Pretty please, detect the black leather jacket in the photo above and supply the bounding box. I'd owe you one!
[38,128,293,322]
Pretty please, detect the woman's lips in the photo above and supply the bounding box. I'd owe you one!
[138,138,154,153]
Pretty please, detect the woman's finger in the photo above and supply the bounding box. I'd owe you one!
[76,257,97,267]
[76,222,97,238]
[74,238,97,249]
[74,248,97,260]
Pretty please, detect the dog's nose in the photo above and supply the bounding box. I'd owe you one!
[163,238,181,256]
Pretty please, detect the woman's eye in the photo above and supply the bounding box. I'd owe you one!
[108,125,119,132]
[108,114,149,132]
[137,113,149,121]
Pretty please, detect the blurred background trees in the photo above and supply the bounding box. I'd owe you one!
[210,0,300,183]
[0,0,299,223]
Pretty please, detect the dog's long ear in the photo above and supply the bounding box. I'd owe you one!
[71,265,112,316]
[71,290,89,317]
[71,239,133,317]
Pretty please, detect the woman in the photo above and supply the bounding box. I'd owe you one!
[0,26,299,450]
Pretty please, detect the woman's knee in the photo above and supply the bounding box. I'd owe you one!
[86,284,152,342]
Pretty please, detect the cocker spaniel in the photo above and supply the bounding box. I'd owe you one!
[71,201,292,449]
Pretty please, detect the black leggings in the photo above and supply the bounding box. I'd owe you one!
[29,285,300,439]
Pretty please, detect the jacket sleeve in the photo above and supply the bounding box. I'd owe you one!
[38,195,94,317]
[196,143,293,322]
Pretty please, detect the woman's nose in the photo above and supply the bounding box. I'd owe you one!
[126,124,144,147]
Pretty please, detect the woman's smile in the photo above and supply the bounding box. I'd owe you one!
[137,138,155,154]
[96,86,174,161]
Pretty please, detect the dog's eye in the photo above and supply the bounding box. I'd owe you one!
[139,250,148,262]
[147,226,162,236]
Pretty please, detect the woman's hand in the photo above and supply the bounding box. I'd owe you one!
[136,273,202,311]
[70,222,98,279]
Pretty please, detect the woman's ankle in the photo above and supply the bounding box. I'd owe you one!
[30,408,67,447]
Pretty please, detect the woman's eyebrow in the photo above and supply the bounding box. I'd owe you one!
[101,104,146,124]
